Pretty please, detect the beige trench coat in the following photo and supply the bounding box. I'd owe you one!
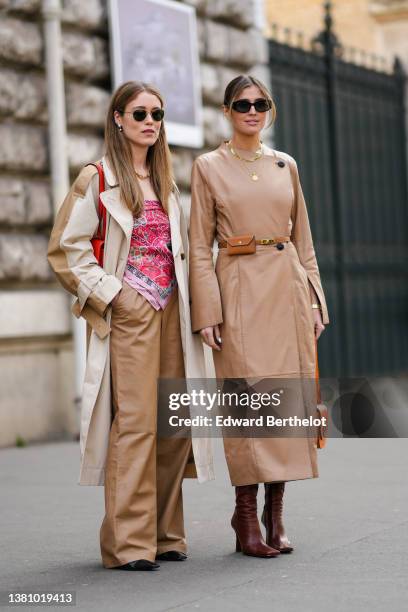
[47,156,214,486]
[188,142,330,485]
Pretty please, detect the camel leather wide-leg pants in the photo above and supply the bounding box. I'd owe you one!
[100,281,192,568]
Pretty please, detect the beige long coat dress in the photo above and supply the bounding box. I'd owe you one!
[47,156,214,486]
[189,141,330,486]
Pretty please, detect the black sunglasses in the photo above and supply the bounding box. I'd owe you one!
[122,108,165,122]
[230,98,272,113]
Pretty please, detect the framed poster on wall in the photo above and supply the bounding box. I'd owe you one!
[108,0,203,148]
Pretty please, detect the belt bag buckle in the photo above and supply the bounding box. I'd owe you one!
[226,234,256,255]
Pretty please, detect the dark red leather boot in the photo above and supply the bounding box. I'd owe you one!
[261,482,294,553]
[231,484,280,557]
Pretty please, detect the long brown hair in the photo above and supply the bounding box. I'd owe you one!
[223,75,277,129]
[105,81,174,216]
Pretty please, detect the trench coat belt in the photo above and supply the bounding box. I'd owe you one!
[217,236,291,248]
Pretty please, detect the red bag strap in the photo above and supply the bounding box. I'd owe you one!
[87,161,106,240]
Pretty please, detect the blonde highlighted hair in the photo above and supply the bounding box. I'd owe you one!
[105,81,174,216]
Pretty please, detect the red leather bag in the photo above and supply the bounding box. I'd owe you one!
[89,162,106,267]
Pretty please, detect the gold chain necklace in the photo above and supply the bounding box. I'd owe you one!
[134,168,150,180]
[226,140,264,181]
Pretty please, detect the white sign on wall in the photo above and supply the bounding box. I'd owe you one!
[108,0,203,148]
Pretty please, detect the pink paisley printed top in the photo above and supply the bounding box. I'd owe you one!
[123,199,177,310]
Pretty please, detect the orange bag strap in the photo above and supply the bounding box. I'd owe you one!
[315,336,328,448]
[315,336,321,405]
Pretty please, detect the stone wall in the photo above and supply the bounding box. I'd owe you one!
[0,0,270,446]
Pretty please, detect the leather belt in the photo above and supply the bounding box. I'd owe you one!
[218,236,291,249]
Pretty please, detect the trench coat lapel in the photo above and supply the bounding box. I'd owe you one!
[168,192,182,258]
[99,186,133,240]
[98,156,133,239]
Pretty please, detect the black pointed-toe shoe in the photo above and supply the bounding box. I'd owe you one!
[155,551,187,561]
[116,559,160,571]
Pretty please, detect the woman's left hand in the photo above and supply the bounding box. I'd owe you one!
[313,309,325,340]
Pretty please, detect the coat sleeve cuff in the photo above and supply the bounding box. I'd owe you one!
[87,274,123,316]
[77,280,92,313]
[191,312,223,334]
[306,273,330,325]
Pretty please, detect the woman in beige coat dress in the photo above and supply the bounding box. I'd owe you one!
[48,81,213,571]
[189,75,330,558]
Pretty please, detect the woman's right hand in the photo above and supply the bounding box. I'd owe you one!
[200,325,222,351]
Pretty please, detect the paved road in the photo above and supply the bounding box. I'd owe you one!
[1,438,407,611]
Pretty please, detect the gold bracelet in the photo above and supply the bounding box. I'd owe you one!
[311,303,322,310]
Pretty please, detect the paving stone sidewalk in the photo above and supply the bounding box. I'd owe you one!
[1,437,407,611]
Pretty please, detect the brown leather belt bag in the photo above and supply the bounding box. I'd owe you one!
[218,235,291,255]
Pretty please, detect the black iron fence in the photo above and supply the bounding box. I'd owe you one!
[269,2,408,377]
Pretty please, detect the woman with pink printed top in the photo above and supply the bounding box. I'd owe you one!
[48,81,213,572]
[122,195,177,310]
